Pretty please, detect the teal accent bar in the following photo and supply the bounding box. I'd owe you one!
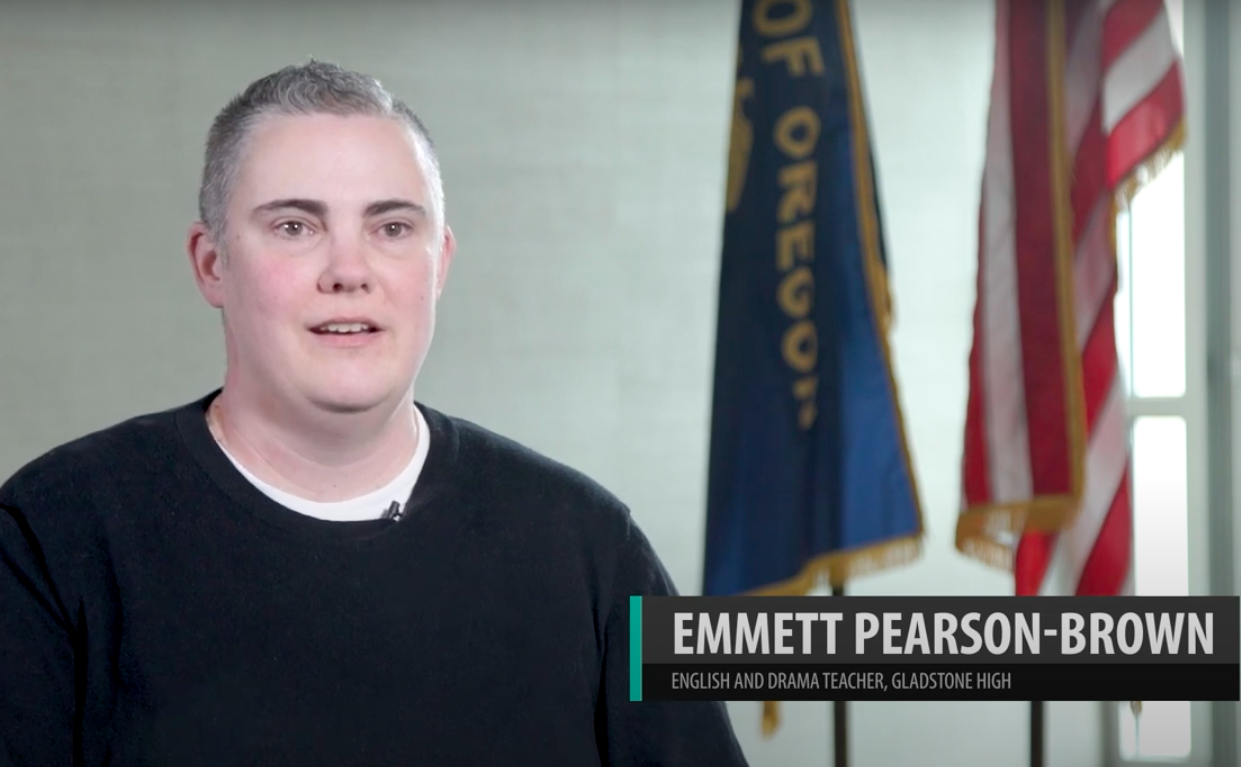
[629,596,642,701]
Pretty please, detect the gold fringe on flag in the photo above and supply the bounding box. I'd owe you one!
[762,701,781,737]
[743,534,922,737]
[1114,119,1187,214]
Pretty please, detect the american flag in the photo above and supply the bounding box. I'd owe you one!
[956,0,1185,596]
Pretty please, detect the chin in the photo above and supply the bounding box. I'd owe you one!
[305,382,403,415]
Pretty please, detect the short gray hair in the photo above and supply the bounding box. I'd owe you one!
[198,60,444,244]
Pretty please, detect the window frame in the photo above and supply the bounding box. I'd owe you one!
[1102,0,1216,764]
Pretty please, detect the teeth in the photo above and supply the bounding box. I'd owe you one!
[319,323,371,334]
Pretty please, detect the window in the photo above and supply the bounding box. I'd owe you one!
[1113,143,1194,764]
[1111,1,1198,759]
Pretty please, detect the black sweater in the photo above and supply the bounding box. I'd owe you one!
[0,391,748,766]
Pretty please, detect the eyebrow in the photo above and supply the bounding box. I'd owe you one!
[251,198,427,219]
[253,198,327,218]
[365,199,427,218]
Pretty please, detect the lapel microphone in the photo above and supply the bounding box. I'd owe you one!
[381,500,404,522]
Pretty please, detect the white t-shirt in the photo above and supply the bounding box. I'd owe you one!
[216,406,430,522]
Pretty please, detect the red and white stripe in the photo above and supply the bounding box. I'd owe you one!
[958,0,1184,597]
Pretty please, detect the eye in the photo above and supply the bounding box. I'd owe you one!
[275,220,311,238]
[379,221,413,239]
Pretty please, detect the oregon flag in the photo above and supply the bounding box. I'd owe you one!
[703,0,923,606]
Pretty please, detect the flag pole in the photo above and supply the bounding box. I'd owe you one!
[1030,700,1044,767]
[832,584,847,767]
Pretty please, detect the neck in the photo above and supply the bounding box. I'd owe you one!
[207,388,419,502]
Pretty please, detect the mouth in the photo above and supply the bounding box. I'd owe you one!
[309,320,382,336]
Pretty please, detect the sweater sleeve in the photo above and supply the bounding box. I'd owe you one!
[596,516,751,766]
[0,482,79,766]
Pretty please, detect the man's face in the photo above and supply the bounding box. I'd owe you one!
[189,113,454,416]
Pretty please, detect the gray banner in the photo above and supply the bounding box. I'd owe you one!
[639,596,1240,665]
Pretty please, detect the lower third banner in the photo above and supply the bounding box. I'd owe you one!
[628,596,1240,702]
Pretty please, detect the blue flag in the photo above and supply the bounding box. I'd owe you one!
[703,0,923,599]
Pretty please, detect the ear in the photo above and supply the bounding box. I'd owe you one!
[187,221,227,309]
[434,224,456,300]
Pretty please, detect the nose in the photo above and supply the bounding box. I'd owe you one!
[318,233,374,294]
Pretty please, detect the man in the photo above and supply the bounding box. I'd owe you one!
[0,61,749,766]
